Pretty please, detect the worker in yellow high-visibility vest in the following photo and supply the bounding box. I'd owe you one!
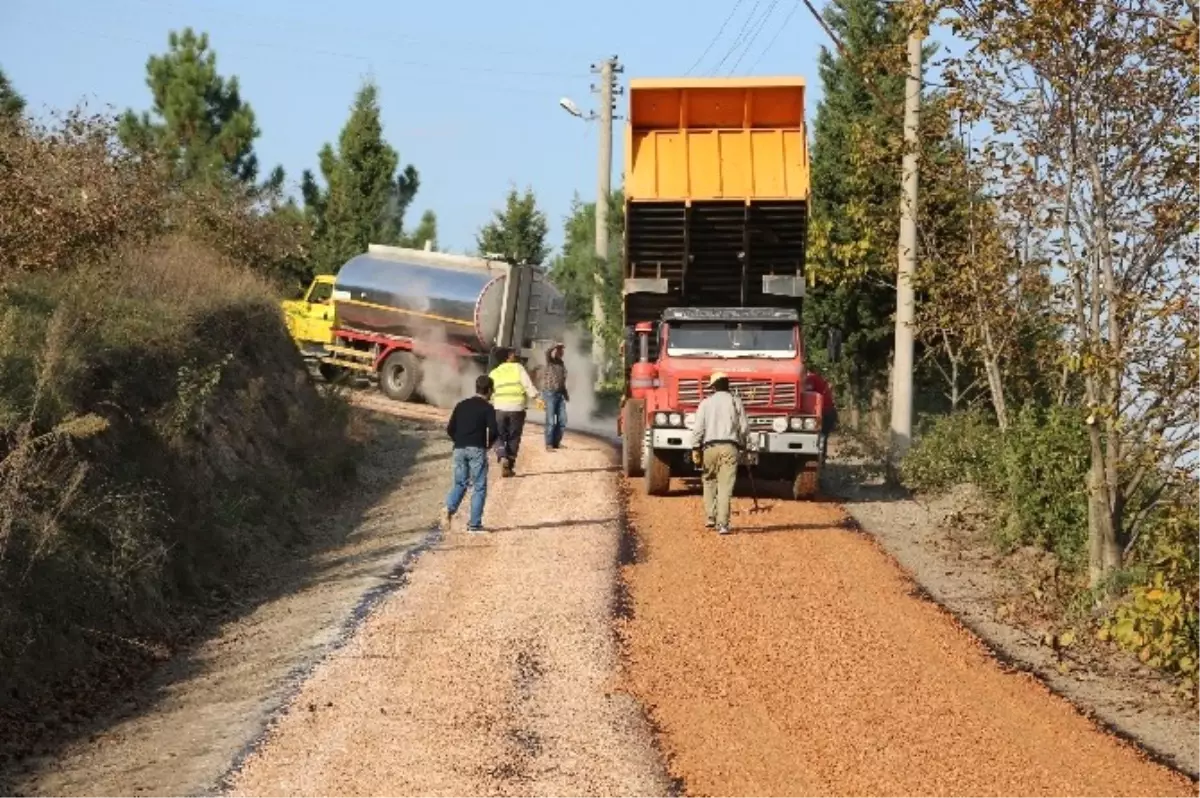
[487,347,540,478]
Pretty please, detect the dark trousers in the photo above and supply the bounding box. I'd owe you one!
[495,410,527,465]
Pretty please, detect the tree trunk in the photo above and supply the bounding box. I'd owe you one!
[1086,430,1120,589]
[982,354,1008,431]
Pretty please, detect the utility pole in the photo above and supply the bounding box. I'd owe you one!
[889,12,923,467]
[590,56,623,387]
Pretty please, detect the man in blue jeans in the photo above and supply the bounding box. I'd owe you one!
[540,342,569,450]
[440,375,499,534]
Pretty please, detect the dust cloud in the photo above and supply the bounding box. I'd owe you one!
[419,330,485,409]
[557,327,618,438]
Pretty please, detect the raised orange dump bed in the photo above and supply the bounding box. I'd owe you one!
[622,77,810,326]
[625,76,809,202]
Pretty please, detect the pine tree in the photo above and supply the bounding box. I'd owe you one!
[400,209,438,250]
[118,29,265,185]
[0,66,25,124]
[302,81,425,273]
[475,187,549,266]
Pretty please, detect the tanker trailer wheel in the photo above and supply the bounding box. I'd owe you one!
[621,399,645,477]
[379,351,421,402]
[645,448,671,496]
[792,458,820,500]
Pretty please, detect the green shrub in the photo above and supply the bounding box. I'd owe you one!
[901,405,1089,565]
[1099,499,1200,688]
[900,409,1002,492]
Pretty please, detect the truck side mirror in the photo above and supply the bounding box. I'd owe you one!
[827,328,843,363]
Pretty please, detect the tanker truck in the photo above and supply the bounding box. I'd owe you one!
[283,244,567,402]
[617,76,840,500]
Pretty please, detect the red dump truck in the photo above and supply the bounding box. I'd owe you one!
[616,77,839,499]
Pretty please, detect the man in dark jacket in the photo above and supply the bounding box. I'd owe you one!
[540,342,569,450]
[440,375,499,534]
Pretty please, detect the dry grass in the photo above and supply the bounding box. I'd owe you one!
[0,108,356,765]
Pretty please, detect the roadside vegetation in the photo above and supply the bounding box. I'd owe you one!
[803,0,1198,694]
[0,67,361,757]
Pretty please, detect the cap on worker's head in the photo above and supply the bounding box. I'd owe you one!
[708,371,728,387]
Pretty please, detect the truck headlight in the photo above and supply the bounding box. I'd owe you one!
[654,412,668,426]
[789,417,804,431]
[668,412,683,427]
[803,416,819,431]
[684,412,696,428]
[771,417,788,433]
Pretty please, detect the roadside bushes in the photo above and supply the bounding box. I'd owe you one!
[0,111,355,734]
[902,406,1089,565]
[902,407,1199,688]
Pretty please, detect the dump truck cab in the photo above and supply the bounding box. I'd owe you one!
[617,76,831,500]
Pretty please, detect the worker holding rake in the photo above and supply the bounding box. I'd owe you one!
[689,371,748,536]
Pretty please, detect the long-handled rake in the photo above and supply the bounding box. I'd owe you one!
[746,463,769,515]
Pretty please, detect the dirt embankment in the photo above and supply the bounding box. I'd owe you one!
[8,413,444,797]
[617,478,1197,796]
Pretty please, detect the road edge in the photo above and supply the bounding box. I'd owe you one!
[212,414,446,796]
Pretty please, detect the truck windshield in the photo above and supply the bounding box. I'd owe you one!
[666,322,796,358]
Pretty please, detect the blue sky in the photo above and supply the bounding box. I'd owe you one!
[1,0,953,255]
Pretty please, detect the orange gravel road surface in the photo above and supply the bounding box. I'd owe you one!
[228,430,668,796]
[619,480,1197,797]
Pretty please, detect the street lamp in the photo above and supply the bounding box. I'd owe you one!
[558,97,596,121]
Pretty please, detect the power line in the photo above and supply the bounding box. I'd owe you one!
[713,0,763,73]
[42,0,592,72]
[27,21,588,89]
[685,0,747,76]
[747,2,799,71]
[729,0,781,74]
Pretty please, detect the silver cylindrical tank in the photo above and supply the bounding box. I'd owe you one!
[331,249,565,354]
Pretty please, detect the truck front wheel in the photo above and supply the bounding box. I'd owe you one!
[379,351,421,402]
[645,448,671,496]
[792,459,820,500]
[621,399,645,477]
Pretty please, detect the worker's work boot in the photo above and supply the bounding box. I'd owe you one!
[501,458,514,478]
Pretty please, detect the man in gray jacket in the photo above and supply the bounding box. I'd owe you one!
[689,371,748,535]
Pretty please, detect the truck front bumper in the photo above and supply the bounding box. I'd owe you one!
[649,428,821,456]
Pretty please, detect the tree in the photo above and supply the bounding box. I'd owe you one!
[0,66,25,124]
[302,81,425,274]
[475,187,549,265]
[548,191,624,347]
[803,0,915,429]
[400,209,439,250]
[118,29,265,185]
[942,0,1199,586]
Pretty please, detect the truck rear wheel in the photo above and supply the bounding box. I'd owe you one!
[379,351,421,402]
[645,448,671,496]
[621,400,645,477]
[792,459,820,500]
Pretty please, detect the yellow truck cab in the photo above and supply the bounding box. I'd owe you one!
[282,275,336,351]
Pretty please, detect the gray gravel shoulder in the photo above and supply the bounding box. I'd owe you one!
[227,425,668,796]
[824,446,1200,780]
[14,413,450,797]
